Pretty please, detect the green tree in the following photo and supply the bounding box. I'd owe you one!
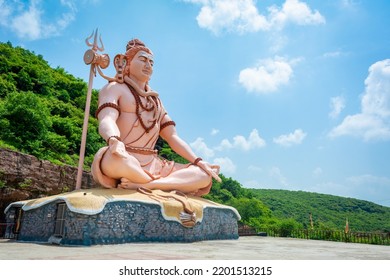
[278,218,302,237]
[220,175,244,198]
[0,91,51,156]
[229,197,271,224]
[0,75,16,97]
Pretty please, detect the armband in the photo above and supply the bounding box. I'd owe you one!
[160,120,176,131]
[106,135,122,144]
[95,102,121,118]
[193,157,202,166]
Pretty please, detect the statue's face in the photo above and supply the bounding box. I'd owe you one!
[129,50,154,83]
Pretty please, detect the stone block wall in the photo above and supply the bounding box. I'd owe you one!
[10,200,239,245]
[0,148,99,221]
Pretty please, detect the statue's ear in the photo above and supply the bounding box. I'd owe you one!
[114,54,126,83]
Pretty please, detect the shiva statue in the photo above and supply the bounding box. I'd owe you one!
[91,39,221,196]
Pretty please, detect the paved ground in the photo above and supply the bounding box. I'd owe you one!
[0,236,389,260]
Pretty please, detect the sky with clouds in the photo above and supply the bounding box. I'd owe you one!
[0,0,389,207]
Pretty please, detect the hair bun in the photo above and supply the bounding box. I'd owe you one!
[126,38,146,52]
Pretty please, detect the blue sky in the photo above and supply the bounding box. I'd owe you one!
[1,0,389,207]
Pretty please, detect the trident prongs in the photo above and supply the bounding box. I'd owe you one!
[85,28,104,52]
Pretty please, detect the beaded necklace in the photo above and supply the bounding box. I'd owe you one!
[126,84,159,133]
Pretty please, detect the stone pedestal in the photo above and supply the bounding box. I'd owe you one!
[5,188,240,245]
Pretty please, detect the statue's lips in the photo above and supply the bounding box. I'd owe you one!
[142,69,152,75]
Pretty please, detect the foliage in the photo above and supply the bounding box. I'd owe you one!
[0,170,5,189]
[0,41,105,168]
[249,189,390,232]
[18,178,33,189]
[277,218,302,237]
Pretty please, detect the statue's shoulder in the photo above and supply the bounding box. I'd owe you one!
[100,81,129,97]
[102,81,128,91]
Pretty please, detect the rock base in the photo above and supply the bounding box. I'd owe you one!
[5,189,240,245]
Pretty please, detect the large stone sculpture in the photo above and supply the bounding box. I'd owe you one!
[91,38,221,197]
[4,33,240,245]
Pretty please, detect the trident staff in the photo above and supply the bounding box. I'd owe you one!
[75,29,110,189]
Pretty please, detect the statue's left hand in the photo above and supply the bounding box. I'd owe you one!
[197,160,222,183]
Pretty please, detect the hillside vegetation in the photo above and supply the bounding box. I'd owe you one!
[1,41,389,233]
[250,189,390,232]
[0,41,104,168]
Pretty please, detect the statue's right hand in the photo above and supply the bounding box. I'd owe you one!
[108,138,127,158]
[197,160,222,183]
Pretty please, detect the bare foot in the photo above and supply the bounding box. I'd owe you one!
[117,178,140,190]
[192,183,212,197]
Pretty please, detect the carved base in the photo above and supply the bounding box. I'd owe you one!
[5,189,240,245]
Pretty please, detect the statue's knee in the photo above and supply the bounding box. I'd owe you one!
[193,165,212,182]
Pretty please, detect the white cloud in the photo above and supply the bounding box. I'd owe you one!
[346,174,390,187]
[323,51,343,58]
[217,138,233,150]
[268,34,289,53]
[184,0,325,35]
[329,96,346,119]
[216,129,266,151]
[273,129,307,147]
[269,166,288,187]
[0,0,12,26]
[232,131,265,150]
[329,114,390,141]
[362,60,390,118]
[11,0,43,40]
[243,179,261,188]
[210,128,219,136]
[190,137,215,159]
[340,0,360,10]
[248,165,263,173]
[329,59,390,141]
[313,167,323,177]
[0,0,77,40]
[239,56,294,94]
[187,0,269,35]
[57,0,76,29]
[268,0,325,29]
[345,174,390,206]
[213,157,236,174]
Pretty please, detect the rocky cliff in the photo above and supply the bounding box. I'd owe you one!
[0,148,100,221]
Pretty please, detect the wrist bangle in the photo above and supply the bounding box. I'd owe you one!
[193,157,202,165]
[107,135,122,144]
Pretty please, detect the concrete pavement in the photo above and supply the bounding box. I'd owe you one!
[0,236,389,260]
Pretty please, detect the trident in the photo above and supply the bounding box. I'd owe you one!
[75,29,110,190]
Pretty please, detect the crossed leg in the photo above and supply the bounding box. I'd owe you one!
[118,166,212,195]
[100,148,212,196]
